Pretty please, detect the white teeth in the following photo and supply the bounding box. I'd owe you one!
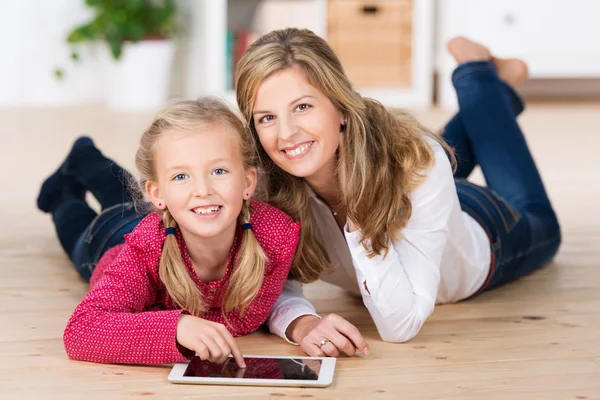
[285,142,312,157]
[193,206,220,215]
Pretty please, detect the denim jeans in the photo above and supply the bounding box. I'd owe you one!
[69,202,144,282]
[442,61,561,292]
[51,147,147,282]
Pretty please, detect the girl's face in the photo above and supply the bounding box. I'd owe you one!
[252,66,345,182]
[146,124,256,243]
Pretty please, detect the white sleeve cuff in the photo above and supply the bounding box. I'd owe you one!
[268,299,320,345]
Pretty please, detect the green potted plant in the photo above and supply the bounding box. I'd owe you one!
[59,0,179,111]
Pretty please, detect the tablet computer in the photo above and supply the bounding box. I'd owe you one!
[168,355,336,387]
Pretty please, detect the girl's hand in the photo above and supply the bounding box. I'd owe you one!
[176,314,246,368]
[287,314,369,357]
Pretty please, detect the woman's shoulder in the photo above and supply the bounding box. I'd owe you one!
[248,200,300,259]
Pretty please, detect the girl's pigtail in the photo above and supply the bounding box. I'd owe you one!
[159,210,205,316]
[222,201,268,316]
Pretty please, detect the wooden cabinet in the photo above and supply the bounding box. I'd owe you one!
[327,0,413,88]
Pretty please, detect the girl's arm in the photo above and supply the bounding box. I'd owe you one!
[63,244,190,365]
[345,144,455,342]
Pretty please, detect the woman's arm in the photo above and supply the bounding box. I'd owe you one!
[268,279,320,344]
[345,144,455,342]
[268,280,369,357]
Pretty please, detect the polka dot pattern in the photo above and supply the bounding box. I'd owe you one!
[63,200,300,365]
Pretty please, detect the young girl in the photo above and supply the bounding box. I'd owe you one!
[36,98,300,366]
[235,30,561,357]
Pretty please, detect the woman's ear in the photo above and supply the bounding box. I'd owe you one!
[145,180,166,209]
[243,167,258,200]
[340,114,347,132]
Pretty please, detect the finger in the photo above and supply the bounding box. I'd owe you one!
[319,341,340,357]
[301,338,324,357]
[202,337,223,363]
[332,317,369,354]
[218,326,246,368]
[326,330,357,356]
[213,336,232,364]
[194,342,210,361]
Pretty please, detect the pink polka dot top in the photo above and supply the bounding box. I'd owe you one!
[63,200,300,365]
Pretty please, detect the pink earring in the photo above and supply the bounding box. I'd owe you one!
[158,203,162,207]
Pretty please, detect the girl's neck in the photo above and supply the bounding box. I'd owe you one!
[181,224,237,283]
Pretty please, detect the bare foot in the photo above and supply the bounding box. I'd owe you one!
[447,36,491,64]
[492,57,529,88]
[447,36,529,88]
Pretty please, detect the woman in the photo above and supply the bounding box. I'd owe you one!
[235,30,561,357]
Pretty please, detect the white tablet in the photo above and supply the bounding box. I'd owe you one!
[168,355,336,387]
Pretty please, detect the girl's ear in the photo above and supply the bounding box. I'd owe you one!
[243,167,258,200]
[145,180,166,209]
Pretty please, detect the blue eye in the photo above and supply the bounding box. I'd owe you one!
[212,168,228,175]
[173,173,187,181]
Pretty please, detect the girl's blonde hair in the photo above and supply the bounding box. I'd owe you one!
[235,28,453,282]
[135,98,268,317]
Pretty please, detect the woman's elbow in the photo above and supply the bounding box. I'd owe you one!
[379,328,419,343]
[376,315,425,343]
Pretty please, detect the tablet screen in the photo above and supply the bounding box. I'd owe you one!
[183,357,321,380]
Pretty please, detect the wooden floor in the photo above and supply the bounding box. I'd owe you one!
[2,102,599,399]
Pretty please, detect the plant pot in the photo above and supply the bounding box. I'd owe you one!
[101,39,175,111]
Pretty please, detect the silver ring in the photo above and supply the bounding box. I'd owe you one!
[319,338,330,348]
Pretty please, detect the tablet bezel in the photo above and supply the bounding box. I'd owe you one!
[168,354,336,387]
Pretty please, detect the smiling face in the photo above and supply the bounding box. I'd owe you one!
[252,66,345,183]
[145,124,257,243]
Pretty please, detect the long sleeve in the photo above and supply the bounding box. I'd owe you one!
[344,144,455,342]
[268,280,320,344]
[63,243,188,365]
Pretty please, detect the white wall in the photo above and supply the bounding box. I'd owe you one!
[0,1,104,106]
[0,0,194,107]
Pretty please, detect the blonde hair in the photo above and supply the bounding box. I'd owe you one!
[236,28,454,282]
[135,98,268,317]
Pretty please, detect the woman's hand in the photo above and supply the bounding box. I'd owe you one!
[176,314,246,368]
[286,314,369,357]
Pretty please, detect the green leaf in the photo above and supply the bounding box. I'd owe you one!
[67,24,96,43]
[54,68,64,80]
[125,0,143,11]
[108,39,122,60]
[126,20,145,41]
[70,51,80,62]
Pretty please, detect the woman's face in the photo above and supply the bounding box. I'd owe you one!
[252,66,345,181]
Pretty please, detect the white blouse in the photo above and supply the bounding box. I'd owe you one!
[268,139,491,343]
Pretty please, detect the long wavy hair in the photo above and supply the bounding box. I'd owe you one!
[235,28,453,282]
[135,98,267,317]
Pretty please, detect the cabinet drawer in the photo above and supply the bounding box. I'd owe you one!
[328,0,413,88]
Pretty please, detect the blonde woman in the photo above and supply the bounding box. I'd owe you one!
[236,30,561,357]
[37,98,300,366]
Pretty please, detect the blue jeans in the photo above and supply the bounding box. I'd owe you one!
[50,147,146,282]
[443,61,561,292]
[69,202,144,282]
